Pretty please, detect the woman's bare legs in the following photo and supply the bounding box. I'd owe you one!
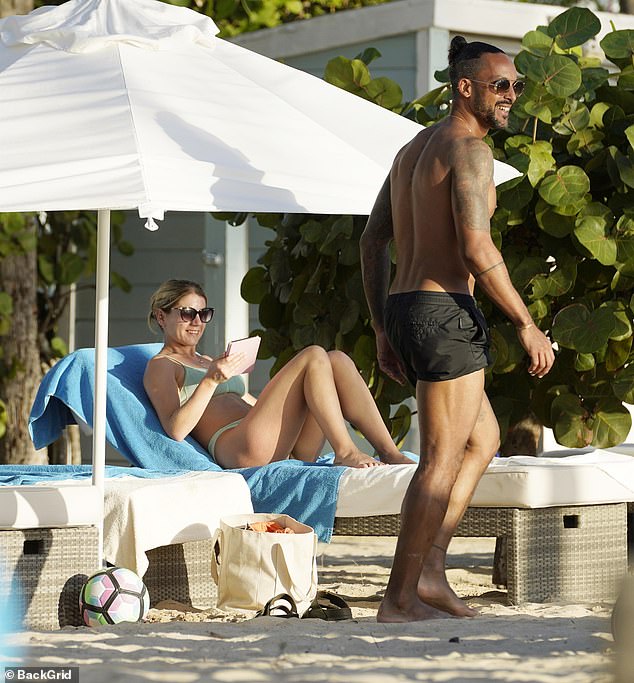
[289,406,326,461]
[329,351,414,464]
[292,351,414,464]
[214,346,383,469]
[285,351,415,463]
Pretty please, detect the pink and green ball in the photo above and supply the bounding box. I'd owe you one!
[80,567,150,627]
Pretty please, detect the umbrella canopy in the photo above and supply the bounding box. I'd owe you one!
[0,0,518,223]
[0,0,519,566]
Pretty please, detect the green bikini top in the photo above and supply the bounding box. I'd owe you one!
[177,363,246,406]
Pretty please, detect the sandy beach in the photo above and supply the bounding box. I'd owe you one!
[2,536,625,683]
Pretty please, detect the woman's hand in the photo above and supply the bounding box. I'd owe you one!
[206,352,246,383]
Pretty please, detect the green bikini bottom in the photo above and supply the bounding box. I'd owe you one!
[207,419,243,462]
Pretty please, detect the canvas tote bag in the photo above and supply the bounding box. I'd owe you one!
[210,513,318,613]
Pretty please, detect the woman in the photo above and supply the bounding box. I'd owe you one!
[143,279,414,469]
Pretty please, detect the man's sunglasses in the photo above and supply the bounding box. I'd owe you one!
[469,78,525,96]
[170,306,215,323]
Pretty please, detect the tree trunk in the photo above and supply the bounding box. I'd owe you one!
[0,0,81,466]
[0,1,43,464]
[0,0,31,17]
[0,217,46,464]
[621,1,634,14]
[499,413,542,456]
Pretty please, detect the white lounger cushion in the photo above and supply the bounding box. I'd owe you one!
[0,471,253,577]
[471,450,634,508]
[335,450,634,518]
[0,484,102,529]
[335,464,416,518]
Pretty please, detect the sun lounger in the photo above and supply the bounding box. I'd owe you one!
[0,482,100,630]
[149,452,631,607]
[334,450,632,604]
[0,468,253,628]
[29,344,347,542]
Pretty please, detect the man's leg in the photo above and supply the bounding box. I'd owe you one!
[417,392,500,616]
[377,370,486,623]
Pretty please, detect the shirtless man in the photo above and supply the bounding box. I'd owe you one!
[360,37,555,622]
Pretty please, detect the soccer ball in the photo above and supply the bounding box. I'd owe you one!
[79,567,150,626]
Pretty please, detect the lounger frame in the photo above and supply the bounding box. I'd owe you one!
[0,526,99,630]
[144,502,630,608]
[2,502,628,627]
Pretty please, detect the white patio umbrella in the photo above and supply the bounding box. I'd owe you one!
[0,0,519,565]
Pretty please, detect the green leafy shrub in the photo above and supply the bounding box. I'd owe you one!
[33,210,132,362]
[161,0,388,37]
[246,6,634,449]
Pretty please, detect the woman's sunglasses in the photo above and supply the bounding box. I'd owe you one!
[469,78,525,96]
[170,306,215,323]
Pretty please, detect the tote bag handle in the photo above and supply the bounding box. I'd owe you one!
[272,534,318,606]
[210,528,222,584]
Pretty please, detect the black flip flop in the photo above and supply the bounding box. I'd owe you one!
[255,593,300,618]
[302,591,352,621]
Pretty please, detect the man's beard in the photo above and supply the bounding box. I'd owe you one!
[473,98,507,131]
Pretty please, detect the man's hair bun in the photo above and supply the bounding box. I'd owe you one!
[447,37,504,94]
[448,36,468,65]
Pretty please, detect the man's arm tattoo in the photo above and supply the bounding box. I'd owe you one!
[365,176,393,243]
[452,142,494,232]
[361,175,394,328]
[474,260,504,279]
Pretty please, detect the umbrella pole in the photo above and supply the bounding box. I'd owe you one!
[91,209,111,568]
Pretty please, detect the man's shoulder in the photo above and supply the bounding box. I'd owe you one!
[448,136,494,176]
[395,126,433,157]
[449,134,491,156]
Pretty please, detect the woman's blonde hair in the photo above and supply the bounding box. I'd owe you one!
[148,279,207,333]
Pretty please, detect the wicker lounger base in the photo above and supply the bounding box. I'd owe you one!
[335,503,629,604]
[145,502,629,608]
[145,540,218,608]
[463,503,627,604]
[0,526,99,630]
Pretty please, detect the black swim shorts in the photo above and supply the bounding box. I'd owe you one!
[384,291,491,384]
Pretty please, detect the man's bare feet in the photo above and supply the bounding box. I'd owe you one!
[379,451,417,465]
[417,570,478,617]
[377,595,446,623]
[333,449,385,468]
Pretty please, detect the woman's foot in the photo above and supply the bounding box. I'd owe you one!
[333,449,385,468]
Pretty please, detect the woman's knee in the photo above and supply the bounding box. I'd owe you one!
[327,349,354,371]
[299,345,330,367]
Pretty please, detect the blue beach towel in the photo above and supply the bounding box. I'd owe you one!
[0,464,188,486]
[27,344,346,541]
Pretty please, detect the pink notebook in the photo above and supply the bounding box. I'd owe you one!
[225,336,261,374]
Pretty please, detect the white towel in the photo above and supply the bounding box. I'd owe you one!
[103,472,253,576]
